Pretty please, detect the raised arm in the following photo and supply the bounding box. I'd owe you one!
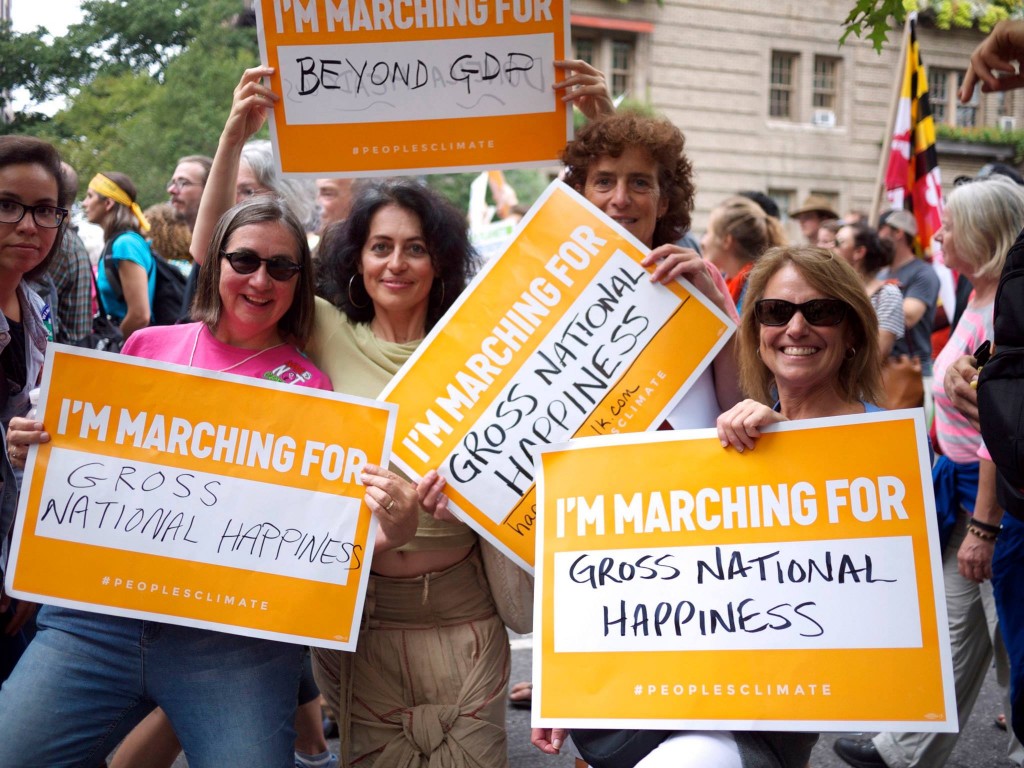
[190,66,280,265]
[553,59,615,122]
[960,19,1024,102]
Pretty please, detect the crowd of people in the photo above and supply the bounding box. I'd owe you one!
[1,17,1024,768]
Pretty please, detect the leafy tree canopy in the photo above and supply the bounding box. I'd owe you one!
[1,0,258,205]
[842,0,1024,52]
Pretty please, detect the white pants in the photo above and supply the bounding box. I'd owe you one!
[635,731,741,768]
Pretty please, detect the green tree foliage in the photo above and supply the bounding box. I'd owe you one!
[1,0,258,206]
[842,0,1024,52]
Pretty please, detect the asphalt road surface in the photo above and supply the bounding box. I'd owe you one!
[164,631,1018,767]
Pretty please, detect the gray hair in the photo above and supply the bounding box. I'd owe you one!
[945,175,1024,280]
[239,140,317,231]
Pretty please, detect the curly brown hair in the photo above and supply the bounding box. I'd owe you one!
[144,203,193,262]
[561,110,695,246]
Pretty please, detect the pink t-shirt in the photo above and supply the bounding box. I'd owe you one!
[931,300,993,464]
[121,323,332,391]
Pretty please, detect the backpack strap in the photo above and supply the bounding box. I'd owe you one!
[100,232,155,302]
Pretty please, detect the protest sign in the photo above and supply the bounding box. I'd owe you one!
[5,346,396,651]
[532,411,956,732]
[255,0,571,176]
[380,181,735,572]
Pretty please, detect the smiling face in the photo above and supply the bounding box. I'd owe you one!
[758,263,851,400]
[581,146,668,247]
[0,163,61,280]
[360,204,436,327]
[216,221,300,348]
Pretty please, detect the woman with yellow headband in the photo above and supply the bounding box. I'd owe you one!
[84,171,156,339]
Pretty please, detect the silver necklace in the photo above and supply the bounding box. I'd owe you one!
[187,325,287,373]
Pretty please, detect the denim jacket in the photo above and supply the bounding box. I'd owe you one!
[0,283,51,572]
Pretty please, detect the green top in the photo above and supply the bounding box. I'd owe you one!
[307,298,476,552]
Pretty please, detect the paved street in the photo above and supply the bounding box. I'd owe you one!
[167,631,1018,767]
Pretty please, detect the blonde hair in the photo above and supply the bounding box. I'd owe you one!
[711,195,787,263]
[144,203,192,262]
[737,246,883,406]
[944,175,1024,280]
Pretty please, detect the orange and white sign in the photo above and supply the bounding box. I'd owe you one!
[533,411,956,732]
[255,0,571,176]
[380,181,735,572]
[5,346,397,650]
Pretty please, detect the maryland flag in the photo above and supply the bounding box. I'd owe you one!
[884,12,943,258]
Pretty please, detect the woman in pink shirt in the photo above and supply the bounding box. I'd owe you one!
[0,197,418,767]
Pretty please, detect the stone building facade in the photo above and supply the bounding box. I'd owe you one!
[567,0,1024,235]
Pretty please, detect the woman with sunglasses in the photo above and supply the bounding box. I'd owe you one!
[834,177,1024,768]
[0,136,68,684]
[717,246,884,456]
[0,196,420,767]
[569,248,873,768]
[187,65,513,768]
[83,171,156,339]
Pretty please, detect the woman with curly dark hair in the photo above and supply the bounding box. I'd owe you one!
[314,181,471,337]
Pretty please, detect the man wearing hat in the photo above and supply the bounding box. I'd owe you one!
[878,209,941,385]
[790,194,839,243]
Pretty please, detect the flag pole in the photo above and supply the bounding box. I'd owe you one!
[870,15,913,223]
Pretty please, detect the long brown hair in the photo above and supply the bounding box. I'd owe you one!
[737,247,883,406]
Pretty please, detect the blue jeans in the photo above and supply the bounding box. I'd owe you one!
[994,514,1024,748]
[0,605,303,768]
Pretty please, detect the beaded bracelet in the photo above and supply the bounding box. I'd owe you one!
[970,518,1002,535]
[968,524,999,542]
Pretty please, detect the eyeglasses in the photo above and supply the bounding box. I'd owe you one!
[167,178,202,192]
[754,298,848,327]
[222,250,302,281]
[0,199,68,229]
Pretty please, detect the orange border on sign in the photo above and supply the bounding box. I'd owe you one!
[533,413,956,731]
[5,346,396,650]
[255,0,571,175]
[381,182,734,570]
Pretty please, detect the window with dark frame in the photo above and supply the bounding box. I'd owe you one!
[770,51,798,119]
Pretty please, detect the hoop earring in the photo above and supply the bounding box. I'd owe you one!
[845,347,856,359]
[348,274,369,309]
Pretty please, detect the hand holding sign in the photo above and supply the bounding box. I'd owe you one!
[227,67,279,148]
[6,415,46,469]
[360,464,419,551]
[552,59,614,121]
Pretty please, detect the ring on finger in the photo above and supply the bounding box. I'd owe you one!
[385,498,396,512]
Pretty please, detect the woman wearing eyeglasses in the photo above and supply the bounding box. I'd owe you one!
[0,135,68,685]
[83,171,157,340]
[0,197,417,768]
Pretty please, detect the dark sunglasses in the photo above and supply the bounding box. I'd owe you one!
[754,298,848,327]
[221,251,301,281]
